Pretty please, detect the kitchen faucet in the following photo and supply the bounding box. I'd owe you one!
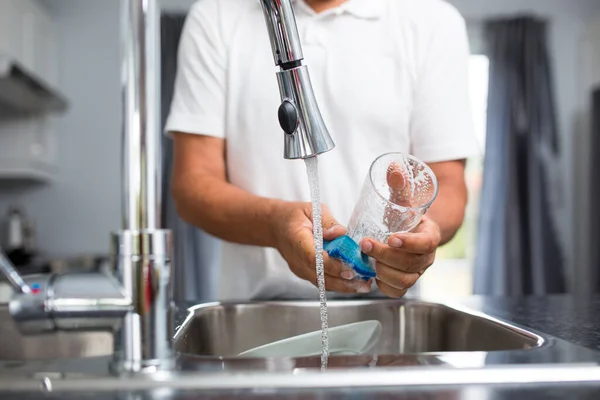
[0,0,333,374]
[260,0,335,159]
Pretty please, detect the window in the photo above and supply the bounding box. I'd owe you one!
[419,55,489,298]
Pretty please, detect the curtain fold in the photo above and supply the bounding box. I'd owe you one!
[474,17,565,296]
[160,13,221,304]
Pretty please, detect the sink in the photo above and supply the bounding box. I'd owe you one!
[0,298,546,362]
[174,299,544,357]
[0,305,113,361]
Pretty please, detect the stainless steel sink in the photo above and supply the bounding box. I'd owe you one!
[0,298,547,362]
[174,299,544,357]
[2,299,600,398]
[0,305,113,361]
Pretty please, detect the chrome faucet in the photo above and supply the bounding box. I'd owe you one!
[260,0,335,159]
[0,0,173,373]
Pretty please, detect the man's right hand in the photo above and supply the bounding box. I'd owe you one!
[272,202,373,294]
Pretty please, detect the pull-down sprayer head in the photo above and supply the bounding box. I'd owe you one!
[259,0,335,160]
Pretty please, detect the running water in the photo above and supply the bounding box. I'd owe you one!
[304,156,329,369]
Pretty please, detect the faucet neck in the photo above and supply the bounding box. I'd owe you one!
[114,0,174,372]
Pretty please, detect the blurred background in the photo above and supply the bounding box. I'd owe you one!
[0,0,599,302]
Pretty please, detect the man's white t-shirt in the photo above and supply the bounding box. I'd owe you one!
[165,0,480,301]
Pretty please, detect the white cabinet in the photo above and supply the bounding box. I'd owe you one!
[0,0,59,88]
[0,0,61,182]
[0,117,56,182]
[20,0,59,88]
[0,1,24,64]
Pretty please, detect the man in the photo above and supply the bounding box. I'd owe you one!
[166,0,479,301]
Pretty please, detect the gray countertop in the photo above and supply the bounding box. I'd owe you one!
[458,295,600,352]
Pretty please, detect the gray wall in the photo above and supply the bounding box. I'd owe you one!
[0,0,598,263]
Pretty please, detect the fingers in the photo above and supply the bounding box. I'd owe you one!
[303,264,372,294]
[387,217,441,255]
[360,238,434,274]
[386,163,412,208]
[376,278,408,299]
[387,233,439,255]
[375,262,420,290]
[387,162,406,191]
[325,276,372,294]
[323,224,347,241]
[323,253,353,279]
[323,255,372,293]
[320,204,342,230]
[319,204,347,240]
[294,240,371,293]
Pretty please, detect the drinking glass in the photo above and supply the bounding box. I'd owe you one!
[347,152,438,245]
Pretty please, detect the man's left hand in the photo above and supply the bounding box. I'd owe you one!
[359,216,441,298]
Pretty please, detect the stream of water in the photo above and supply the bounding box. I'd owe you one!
[304,156,329,369]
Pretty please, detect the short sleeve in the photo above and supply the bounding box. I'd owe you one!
[409,3,481,163]
[165,0,226,138]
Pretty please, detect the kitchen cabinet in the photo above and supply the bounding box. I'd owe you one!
[0,0,59,88]
[0,1,23,65]
[0,116,56,182]
[0,0,61,182]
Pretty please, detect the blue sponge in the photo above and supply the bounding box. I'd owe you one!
[323,235,376,281]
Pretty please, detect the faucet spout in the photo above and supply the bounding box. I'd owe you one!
[259,0,335,159]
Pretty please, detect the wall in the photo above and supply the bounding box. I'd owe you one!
[0,0,597,262]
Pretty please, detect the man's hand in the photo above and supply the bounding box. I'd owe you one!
[273,202,373,294]
[358,161,441,298]
[359,216,441,298]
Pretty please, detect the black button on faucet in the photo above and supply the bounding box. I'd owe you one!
[278,100,299,135]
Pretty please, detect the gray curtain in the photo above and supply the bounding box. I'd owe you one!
[474,17,565,296]
[160,13,221,304]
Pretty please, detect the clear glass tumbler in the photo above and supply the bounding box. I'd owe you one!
[347,152,438,245]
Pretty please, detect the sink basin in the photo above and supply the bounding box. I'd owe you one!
[0,305,113,361]
[0,298,545,362]
[174,299,544,357]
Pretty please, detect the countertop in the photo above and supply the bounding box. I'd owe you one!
[457,295,600,352]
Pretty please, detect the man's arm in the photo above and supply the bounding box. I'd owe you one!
[171,132,284,248]
[426,160,468,245]
[170,132,371,294]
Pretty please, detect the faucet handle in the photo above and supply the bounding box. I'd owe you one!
[0,249,31,294]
